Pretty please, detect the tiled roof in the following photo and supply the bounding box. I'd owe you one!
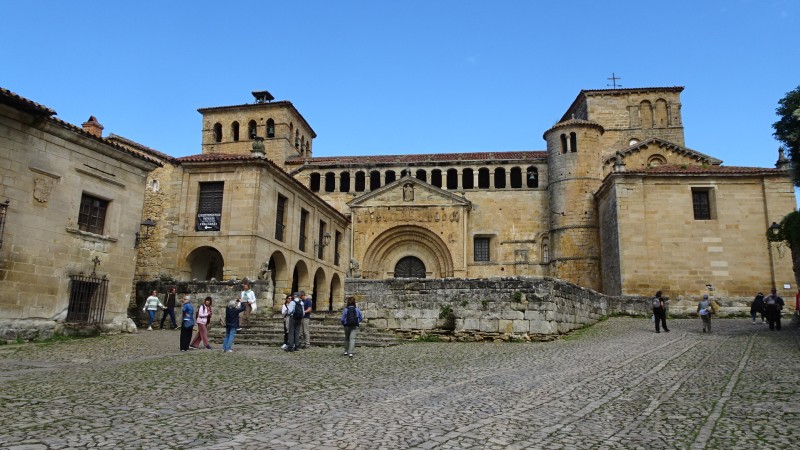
[616,164,786,176]
[606,137,723,166]
[286,151,546,166]
[582,86,684,95]
[107,134,177,163]
[1,86,162,167]
[0,86,56,116]
[176,153,259,163]
[543,119,604,137]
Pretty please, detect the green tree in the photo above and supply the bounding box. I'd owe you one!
[773,85,800,186]
[767,211,800,288]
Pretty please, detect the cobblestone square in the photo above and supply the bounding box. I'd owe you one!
[1,317,799,449]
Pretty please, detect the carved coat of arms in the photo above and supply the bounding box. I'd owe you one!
[33,176,54,203]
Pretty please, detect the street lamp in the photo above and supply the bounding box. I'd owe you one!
[134,218,156,248]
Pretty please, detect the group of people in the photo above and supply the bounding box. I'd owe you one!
[651,287,793,334]
[749,288,787,331]
[143,284,364,356]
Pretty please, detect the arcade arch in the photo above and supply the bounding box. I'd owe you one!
[186,246,224,281]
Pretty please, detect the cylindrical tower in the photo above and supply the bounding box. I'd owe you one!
[544,119,605,291]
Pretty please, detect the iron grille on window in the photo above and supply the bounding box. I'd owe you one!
[0,200,8,250]
[299,209,308,252]
[395,256,426,278]
[78,194,108,235]
[692,189,711,220]
[198,182,224,214]
[334,231,341,266]
[317,221,326,259]
[474,237,490,262]
[66,273,109,324]
[275,195,287,241]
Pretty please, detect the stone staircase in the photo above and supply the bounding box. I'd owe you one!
[208,311,402,348]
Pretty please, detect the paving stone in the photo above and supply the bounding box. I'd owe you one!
[0,318,798,448]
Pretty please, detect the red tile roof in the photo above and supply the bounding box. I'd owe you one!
[286,151,546,166]
[107,134,177,163]
[616,164,785,176]
[0,87,56,116]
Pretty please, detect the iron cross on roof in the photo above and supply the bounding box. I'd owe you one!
[607,73,622,89]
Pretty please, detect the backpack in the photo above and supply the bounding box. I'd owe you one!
[652,297,662,308]
[766,296,777,308]
[291,299,305,320]
[344,306,359,327]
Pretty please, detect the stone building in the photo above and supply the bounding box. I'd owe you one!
[119,92,349,311]
[0,87,160,338]
[283,87,796,303]
[129,86,795,315]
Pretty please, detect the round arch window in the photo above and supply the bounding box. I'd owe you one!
[394,256,426,278]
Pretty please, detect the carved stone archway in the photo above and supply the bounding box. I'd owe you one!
[362,225,454,279]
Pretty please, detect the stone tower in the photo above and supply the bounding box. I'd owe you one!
[197,90,316,168]
[544,119,605,291]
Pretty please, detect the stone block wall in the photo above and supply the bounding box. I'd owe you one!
[345,277,649,341]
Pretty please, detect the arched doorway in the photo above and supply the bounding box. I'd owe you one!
[362,225,454,279]
[395,256,426,278]
[186,246,224,281]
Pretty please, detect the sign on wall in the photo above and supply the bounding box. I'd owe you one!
[196,213,220,231]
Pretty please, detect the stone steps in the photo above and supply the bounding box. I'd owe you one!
[208,312,402,348]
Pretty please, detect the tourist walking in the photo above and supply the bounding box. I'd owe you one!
[179,296,195,351]
[340,296,363,358]
[765,287,785,331]
[190,297,213,349]
[160,287,178,330]
[240,283,256,329]
[222,299,247,352]
[285,293,304,352]
[651,290,669,333]
[697,294,712,333]
[142,290,164,331]
[280,295,292,350]
[750,293,766,324]
[299,291,313,348]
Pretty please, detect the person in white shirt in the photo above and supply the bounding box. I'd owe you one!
[240,283,256,329]
[142,290,164,331]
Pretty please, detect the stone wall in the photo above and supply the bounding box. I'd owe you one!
[345,277,649,341]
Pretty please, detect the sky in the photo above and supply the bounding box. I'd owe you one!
[1,0,799,169]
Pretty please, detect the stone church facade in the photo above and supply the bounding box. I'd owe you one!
[130,86,795,313]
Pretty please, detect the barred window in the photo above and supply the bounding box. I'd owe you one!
[299,209,308,252]
[78,194,108,235]
[275,195,287,241]
[692,188,713,220]
[196,182,223,231]
[474,237,490,262]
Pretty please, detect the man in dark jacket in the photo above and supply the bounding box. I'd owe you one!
[160,287,178,330]
[765,288,785,331]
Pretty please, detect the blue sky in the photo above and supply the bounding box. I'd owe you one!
[2,0,798,169]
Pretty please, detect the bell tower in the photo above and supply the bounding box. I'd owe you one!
[544,118,605,291]
[197,90,316,168]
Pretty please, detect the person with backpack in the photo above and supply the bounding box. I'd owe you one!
[285,293,305,352]
[697,294,713,333]
[340,296,363,358]
[651,290,670,333]
[764,287,785,331]
[750,293,766,325]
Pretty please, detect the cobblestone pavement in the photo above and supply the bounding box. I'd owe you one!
[1,317,799,449]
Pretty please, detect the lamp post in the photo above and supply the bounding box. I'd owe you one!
[134,218,156,248]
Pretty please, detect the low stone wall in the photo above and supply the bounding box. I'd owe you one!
[345,277,650,341]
